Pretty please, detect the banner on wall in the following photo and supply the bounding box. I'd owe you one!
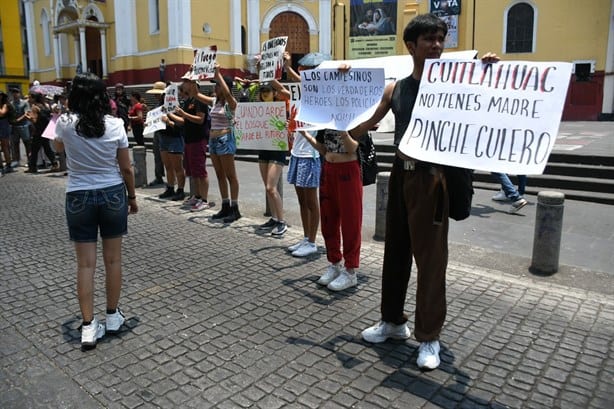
[259,37,288,82]
[234,101,289,151]
[349,0,398,59]
[430,0,461,17]
[441,15,458,48]
[398,59,573,175]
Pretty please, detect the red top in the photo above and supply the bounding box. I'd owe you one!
[128,102,144,125]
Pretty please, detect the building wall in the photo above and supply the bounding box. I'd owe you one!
[21,0,614,119]
[0,0,29,93]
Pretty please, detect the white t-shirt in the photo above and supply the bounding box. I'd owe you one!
[55,114,128,192]
[290,131,319,158]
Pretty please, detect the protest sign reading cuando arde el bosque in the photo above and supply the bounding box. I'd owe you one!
[259,37,287,82]
[234,101,288,151]
[399,59,573,175]
[295,68,385,131]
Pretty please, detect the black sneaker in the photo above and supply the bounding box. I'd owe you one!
[211,202,230,220]
[258,218,277,231]
[223,206,241,224]
[171,189,186,201]
[271,221,288,236]
[158,186,175,199]
[148,178,164,187]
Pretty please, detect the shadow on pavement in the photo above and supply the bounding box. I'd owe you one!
[287,334,506,408]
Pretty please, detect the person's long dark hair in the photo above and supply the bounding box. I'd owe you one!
[0,91,8,107]
[67,73,111,138]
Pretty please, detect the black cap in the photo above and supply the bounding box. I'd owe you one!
[259,82,273,92]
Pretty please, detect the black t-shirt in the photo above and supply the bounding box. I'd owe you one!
[182,97,209,143]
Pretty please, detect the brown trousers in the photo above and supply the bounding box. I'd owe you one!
[380,160,449,342]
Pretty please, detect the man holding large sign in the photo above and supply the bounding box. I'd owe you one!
[348,13,570,371]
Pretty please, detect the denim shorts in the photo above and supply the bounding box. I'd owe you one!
[209,132,237,155]
[287,155,321,188]
[65,183,128,242]
[160,134,184,153]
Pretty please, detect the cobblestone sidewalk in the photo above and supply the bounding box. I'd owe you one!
[1,173,612,408]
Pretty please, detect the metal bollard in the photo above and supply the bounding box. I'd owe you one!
[530,191,565,275]
[265,176,283,217]
[373,172,390,241]
[132,146,147,187]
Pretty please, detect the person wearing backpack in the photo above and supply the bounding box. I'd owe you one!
[25,92,58,173]
[350,13,499,370]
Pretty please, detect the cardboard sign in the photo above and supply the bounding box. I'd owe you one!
[295,68,385,131]
[259,37,287,82]
[398,59,573,175]
[143,107,166,135]
[164,83,180,112]
[234,101,288,151]
[192,46,217,80]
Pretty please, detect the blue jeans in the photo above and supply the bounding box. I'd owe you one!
[492,173,527,201]
[65,183,128,242]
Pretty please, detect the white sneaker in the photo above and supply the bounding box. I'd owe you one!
[509,197,528,214]
[81,317,105,349]
[106,307,125,333]
[327,270,357,291]
[287,238,308,253]
[491,190,510,202]
[417,340,441,370]
[292,242,318,257]
[317,263,342,285]
[361,321,411,343]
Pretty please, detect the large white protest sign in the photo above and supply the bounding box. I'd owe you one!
[399,59,573,175]
[295,68,385,131]
[164,83,180,112]
[234,101,288,151]
[143,107,166,135]
[259,37,287,82]
[192,46,217,80]
[318,50,477,132]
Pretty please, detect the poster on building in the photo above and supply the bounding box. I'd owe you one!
[441,15,458,48]
[398,59,573,175]
[430,0,461,17]
[234,101,289,151]
[191,46,217,80]
[164,83,180,112]
[143,107,166,136]
[259,37,288,82]
[296,68,385,130]
[349,0,398,59]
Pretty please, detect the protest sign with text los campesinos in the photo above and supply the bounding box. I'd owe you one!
[295,68,385,131]
[234,102,288,151]
[286,83,317,132]
[399,59,572,175]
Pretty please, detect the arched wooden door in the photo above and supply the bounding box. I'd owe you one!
[269,12,309,70]
[85,17,102,78]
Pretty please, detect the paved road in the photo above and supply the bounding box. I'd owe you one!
[1,165,612,408]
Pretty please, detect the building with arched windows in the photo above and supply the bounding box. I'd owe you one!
[5,0,613,120]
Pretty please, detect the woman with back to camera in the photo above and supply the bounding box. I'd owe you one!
[54,73,138,350]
